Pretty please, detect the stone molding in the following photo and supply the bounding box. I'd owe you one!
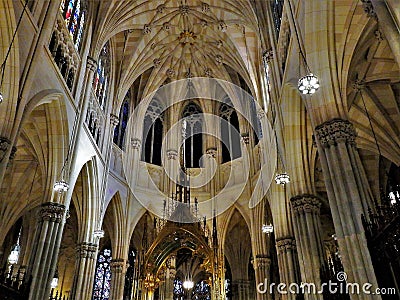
[110,114,119,126]
[86,56,98,72]
[166,149,178,160]
[276,238,297,252]
[110,258,126,273]
[252,256,271,270]
[314,118,356,148]
[131,138,141,150]
[206,147,217,158]
[40,202,66,223]
[76,242,98,259]
[290,194,321,214]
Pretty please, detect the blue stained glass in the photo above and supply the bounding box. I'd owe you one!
[92,249,112,300]
[75,12,85,50]
[65,0,75,25]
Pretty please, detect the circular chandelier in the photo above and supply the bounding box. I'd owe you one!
[53,180,69,193]
[275,173,290,185]
[298,73,320,95]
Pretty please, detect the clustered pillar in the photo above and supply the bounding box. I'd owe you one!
[109,258,126,299]
[26,202,67,300]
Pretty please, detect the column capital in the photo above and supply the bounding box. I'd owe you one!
[166,149,178,160]
[131,138,141,150]
[252,256,271,270]
[206,147,217,158]
[75,242,98,259]
[39,202,66,223]
[110,258,126,273]
[110,114,119,126]
[86,56,98,72]
[290,194,321,214]
[276,237,297,252]
[314,118,357,148]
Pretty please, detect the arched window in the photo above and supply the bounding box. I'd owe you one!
[92,248,112,300]
[60,0,86,50]
[113,93,130,149]
[142,99,164,166]
[93,43,111,109]
[182,103,203,168]
[219,102,241,163]
[173,279,184,300]
[192,280,211,300]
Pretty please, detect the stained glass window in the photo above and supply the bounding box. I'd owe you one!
[173,279,184,300]
[93,43,111,109]
[59,0,86,50]
[114,92,130,149]
[220,101,242,163]
[92,248,112,300]
[192,280,211,300]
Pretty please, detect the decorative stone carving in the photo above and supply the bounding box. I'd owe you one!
[215,54,223,65]
[153,58,161,68]
[162,22,171,31]
[9,146,17,161]
[179,5,190,16]
[204,68,212,77]
[352,79,365,92]
[110,259,126,273]
[0,137,11,162]
[166,149,178,160]
[257,109,265,120]
[156,4,166,14]
[86,56,97,72]
[361,0,377,19]
[76,242,98,259]
[262,49,274,64]
[201,2,210,13]
[131,138,141,150]
[166,68,175,78]
[216,40,223,48]
[110,114,119,126]
[241,133,250,144]
[200,19,208,27]
[218,20,227,32]
[40,202,66,223]
[252,256,271,270]
[290,194,321,214]
[374,29,384,41]
[314,118,357,148]
[143,24,152,35]
[206,147,217,158]
[276,238,297,252]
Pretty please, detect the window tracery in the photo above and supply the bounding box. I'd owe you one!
[219,101,241,163]
[60,0,86,50]
[192,280,211,300]
[92,248,112,300]
[113,92,130,150]
[93,43,111,109]
[142,99,164,166]
[182,103,203,168]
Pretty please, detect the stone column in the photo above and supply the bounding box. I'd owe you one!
[275,238,299,300]
[26,202,67,300]
[164,267,176,300]
[232,279,252,300]
[314,118,380,298]
[70,242,98,300]
[253,256,271,300]
[290,194,325,300]
[110,258,126,300]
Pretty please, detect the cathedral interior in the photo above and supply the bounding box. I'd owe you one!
[0,0,399,299]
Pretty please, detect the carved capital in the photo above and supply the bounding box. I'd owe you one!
[276,238,297,252]
[86,56,98,72]
[40,202,66,223]
[252,256,271,270]
[352,79,366,92]
[290,194,321,215]
[0,137,11,162]
[110,114,119,126]
[361,0,377,19]
[76,242,98,259]
[241,133,250,144]
[166,149,178,160]
[314,118,357,148]
[131,138,141,150]
[206,147,217,158]
[110,259,126,273]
